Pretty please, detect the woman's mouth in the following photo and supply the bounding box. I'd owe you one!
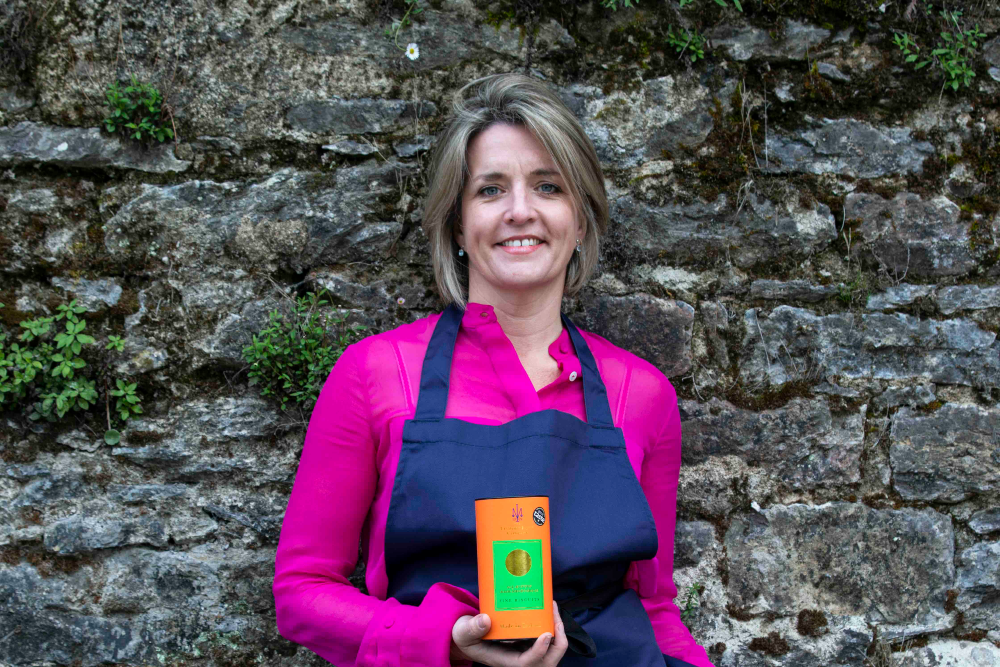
[497,238,544,254]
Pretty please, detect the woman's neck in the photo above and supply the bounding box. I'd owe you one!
[467,282,564,359]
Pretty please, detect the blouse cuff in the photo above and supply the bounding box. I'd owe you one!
[361,583,480,667]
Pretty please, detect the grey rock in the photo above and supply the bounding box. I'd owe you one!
[55,429,102,453]
[5,463,50,480]
[935,285,1000,315]
[565,76,731,168]
[946,163,987,199]
[750,279,838,302]
[700,301,731,368]
[957,541,1000,592]
[874,383,937,409]
[171,273,255,311]
[103,161,415,273]
[312,267,437,312]
[867,284,935,311]
[286,97,437,135]
[990,67,1000,83]
[193,135,243,155]
[707,19,830,62]
[7,187,57,212]
[13,471,84,507]
[278,10,567,73]
[49,276,122,312]
[763,118,935,178]
[725,502,954,625]
[680,398,863,489]
[322,139,379,156]
[0,87,34,113]
[111,334,169,375]
[984,36,1000,68]
[112,396,279,466]
[674,521,716,568]
[573,292,694,377]
[890,404,1000,503]
[0,121,190,173]
[818,62,851,82]
[190,298,281,366]
[203,503,282,543]
[897,640,1000,667]
[108,483,189,505]
[100,549,222,614]
[849,192,987,278]
[615,191,835,269]
[394,134,434,158]
[742,306,1000,389]
[44,513,168,554]
[969,509,1000,535]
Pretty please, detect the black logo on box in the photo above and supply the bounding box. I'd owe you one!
[532,507,545,526]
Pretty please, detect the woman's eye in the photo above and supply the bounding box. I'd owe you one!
[480,186,501,196]
[539,183,561,194]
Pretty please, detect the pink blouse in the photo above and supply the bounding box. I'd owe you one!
[273,302,715,667]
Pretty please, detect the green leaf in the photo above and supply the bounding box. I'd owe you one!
[104,429,121,445]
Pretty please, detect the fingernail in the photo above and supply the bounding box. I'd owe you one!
[477,615,487,629]
[543,634,552,646]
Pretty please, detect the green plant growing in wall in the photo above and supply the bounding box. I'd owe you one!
[666,25,708,62]
[680,582,704,626]
[0,301,143,445]
[242,289,367,415]
[103,73,175,143]
[601,0,639,9]
[892,9,986,95]
[384,0,424,50]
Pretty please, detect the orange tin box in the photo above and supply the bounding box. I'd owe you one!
[475,496,554,641]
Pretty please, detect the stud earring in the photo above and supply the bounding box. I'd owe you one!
[575,239,582,253]
[458,247,465,257]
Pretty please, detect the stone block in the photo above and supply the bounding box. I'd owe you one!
[725,502,954,628]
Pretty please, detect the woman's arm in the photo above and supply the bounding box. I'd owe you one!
[630,375,716,667]
[272,343,480,667]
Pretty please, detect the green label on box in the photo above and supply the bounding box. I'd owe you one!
[492,539,544,611]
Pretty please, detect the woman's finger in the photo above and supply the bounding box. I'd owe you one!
[453,613,491,650]
[515,633,553,665]
[544,601,569,665]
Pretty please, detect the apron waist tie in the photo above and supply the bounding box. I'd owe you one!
[555,578,625,658]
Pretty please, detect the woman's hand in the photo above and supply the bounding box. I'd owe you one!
[450,600,568,666]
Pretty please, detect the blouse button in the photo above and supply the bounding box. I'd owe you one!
[384,617,394,628]
[569,371,578,382]
[559,342,568,354]
[480,312,489,318]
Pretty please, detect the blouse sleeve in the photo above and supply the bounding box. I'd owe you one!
[272,343,481,667]
[633,375,716,667]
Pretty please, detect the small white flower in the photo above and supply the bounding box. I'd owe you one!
[878,2,887,11]
[397,297,406,305]
[405,43,419,60]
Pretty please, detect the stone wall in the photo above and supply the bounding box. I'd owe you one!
[1,0,999,665]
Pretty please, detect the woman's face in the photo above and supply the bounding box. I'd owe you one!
[456,122,583,302]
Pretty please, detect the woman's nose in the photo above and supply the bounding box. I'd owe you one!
[504,184,535,224]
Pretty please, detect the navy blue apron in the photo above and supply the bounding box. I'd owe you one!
[383,304,698,667]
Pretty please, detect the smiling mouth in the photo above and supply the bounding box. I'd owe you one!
[497,239,543,247]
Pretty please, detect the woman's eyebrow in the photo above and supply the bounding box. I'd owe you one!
[472,168,562,183]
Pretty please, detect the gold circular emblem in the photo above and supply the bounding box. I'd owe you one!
[504,549,532,577]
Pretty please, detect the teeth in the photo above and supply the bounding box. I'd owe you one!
[500,239,540,247]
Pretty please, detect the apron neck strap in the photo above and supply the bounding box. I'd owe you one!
[413,304,615,427]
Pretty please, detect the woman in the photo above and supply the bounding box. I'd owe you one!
[273,73,716,667]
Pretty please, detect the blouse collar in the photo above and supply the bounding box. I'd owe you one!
[460,302,578,363]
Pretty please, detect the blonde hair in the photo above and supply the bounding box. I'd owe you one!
[422,73,609,308]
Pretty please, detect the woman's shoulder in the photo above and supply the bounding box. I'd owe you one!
[577,327,677,403]
[345,311,442,371]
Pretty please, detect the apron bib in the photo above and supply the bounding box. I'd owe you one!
[383,305,690,666]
